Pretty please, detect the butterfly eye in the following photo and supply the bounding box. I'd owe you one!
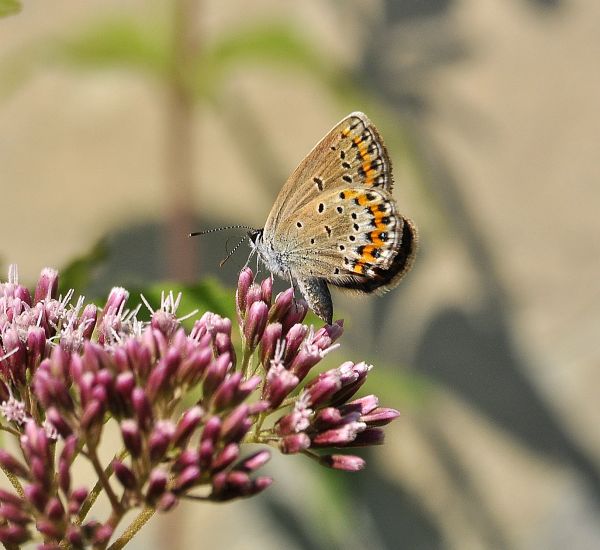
[296,221,303,228]
[248,229,262,245]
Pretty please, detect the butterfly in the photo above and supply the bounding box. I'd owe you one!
[246,111,418,324]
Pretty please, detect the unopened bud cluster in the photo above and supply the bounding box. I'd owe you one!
[0,265,399,548]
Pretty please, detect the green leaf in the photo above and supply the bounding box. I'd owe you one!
[57,17,169,76]
[0,0,21,17]
[59,238,109,297]
[366,364,433,409]
[194,22,337,99]
[127,278,236,330]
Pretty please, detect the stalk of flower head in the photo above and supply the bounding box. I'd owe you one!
[0,264,399,548]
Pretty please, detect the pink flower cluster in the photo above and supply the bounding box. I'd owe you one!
[0,265,399,548]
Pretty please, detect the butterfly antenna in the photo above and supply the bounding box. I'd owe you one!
[219,235,248,267]
[189,225,255,237]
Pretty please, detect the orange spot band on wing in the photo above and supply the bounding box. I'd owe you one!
[341,189,359,200]
[370,230,385,246]
[369,205,386,225]
[360,245,377,262]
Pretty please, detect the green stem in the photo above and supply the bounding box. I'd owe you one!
[87,447,122,514]
[78,450,127,523]
[107,507,155,550]
[0,424,21,437]
[0,464,24,497]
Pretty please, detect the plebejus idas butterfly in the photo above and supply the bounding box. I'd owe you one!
[194,112,417,324]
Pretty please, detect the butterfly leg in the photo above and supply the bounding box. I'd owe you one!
[296,277,333,325]
[287,270,300,311]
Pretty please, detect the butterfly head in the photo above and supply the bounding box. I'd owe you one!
[248,228,263,249]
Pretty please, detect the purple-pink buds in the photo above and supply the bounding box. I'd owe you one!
[172,406,204,448]
[34,268,59,303]
[243,301,269,351]
[113,460,138,490]
[236,267,254,322]
[320,454,366,472]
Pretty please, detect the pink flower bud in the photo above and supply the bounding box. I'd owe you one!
[173,466,201,492]
[113,460,138,490]
[156,492,178,512]
[44,497,65,522]
[131,388,153,431]
[148,421,175,463]
[0,489,23,507]
[178,347,212,386]
[0,503,30,525]
[0,450,29,479]
[243,301,268,351]
[360,407,400,427]
[346,428,385,447]
[211,372,242,411]
[268,288,294,323]
[80,304,98,340]
[151,310,179,338]
[312,421,366,447]
[80,400,104,431]
[172,406,204,448]
[320,454,365,472]
[280,298,308,333]
[172,449,200,473]
[34,268,59,303]
[120,419,143,458]
[94,524,114,545]
[203,353,231,398]
[236,267,254,321]
[24,483,48,512]
[146,468,168,503]
[211,443,239,472]
[221,404,250,443]
[244,285,263,317]
[258,323,282,367]
[305,374,341,408]
[284,324,308,362]
[0,524,30,545]
[260,276,273,305]
[237,450,271,473]
[199,416,221,465]
[26,326,47,370]
[280,433,311,454]
[263,366,298,409]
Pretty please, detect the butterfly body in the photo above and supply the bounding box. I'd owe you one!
[251,112,417,324]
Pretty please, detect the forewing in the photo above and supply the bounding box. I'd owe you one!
[264,112,393,236]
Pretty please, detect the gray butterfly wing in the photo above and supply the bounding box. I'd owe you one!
[263,111,394,237]
[258,111,417,323]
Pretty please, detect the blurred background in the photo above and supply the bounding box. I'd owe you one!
[2,0,600,548]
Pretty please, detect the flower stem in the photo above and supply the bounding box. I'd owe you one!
[87,447,122,514]
[0,424,21,437]
[107,507,155,550]
[78,450,127,523]
[0,464,24,497]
